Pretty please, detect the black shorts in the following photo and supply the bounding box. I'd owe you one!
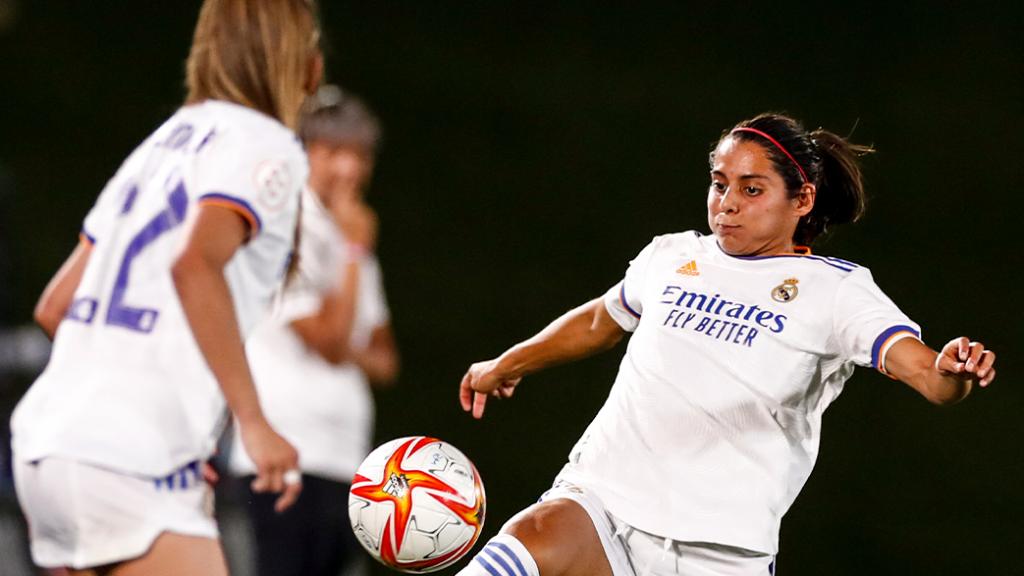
[243,473,361,576]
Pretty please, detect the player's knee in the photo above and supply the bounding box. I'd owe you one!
[506,499,576,538]
[503,500,593,574]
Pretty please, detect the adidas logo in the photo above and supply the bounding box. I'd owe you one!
[676,260,700,276]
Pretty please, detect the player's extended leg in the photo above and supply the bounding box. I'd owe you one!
[457,499,612,576]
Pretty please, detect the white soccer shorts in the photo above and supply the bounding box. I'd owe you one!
[538,478,776,576]
[13,456,218,569]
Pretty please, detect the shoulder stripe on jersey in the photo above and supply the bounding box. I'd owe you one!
[79,229,96,246]
[197,193,262,236]
[871,324,920,373]
[731,253,856,272]
[808,255,856,271]
[716,241,860,271]
[824,255,859,268]
[620,282,641,319]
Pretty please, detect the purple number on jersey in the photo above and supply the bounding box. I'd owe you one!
[105,180,188,333]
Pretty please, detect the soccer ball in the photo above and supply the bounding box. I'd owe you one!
[349,436,486,573]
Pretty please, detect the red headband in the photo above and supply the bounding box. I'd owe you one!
[730,127,809,184]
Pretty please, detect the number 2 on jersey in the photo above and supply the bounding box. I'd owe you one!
[104,180,189,333]
[68,179,189,333]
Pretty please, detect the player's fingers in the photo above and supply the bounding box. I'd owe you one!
[202,462,219,485]
[275,478,303,513]
[977,350,996,383]
[934,352,964,374]
[977,349,996,373]
[964,341,985,372]
[980,367,996,388]
[472,390,488,419]
[251,472,269,493]
[265,468,284,494]
[491,386,512,399]
[459,371,474,412]
[956,337,970,361]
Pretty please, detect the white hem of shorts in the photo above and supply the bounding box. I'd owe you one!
[15,457,219,570]
[41,524,221,570]
[535,481,635,576]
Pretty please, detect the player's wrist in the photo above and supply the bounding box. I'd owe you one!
[345,242,369,262]
[496,348,530,380]
[232,400,269,428]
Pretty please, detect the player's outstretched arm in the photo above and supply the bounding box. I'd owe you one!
[172,205,301,512]
[460,297,625,419]
[884,336,997,405]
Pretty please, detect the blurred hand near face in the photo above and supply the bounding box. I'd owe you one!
[328,183,378,250]
[308,141,378,250]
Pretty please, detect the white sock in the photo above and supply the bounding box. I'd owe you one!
[456,533,540,576]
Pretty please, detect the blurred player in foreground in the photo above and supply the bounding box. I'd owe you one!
[9,0,322,574]
[457,113,997,576]
[228,85,398,576]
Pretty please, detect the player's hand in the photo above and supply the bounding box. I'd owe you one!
[935,337,996,388]
[459,358,522,419]
[240,419,303,513]
[202,461,220,485]
[329,186,378,251]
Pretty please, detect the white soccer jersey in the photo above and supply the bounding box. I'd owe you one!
[228,186,391,482]
[557,231,920,554]
[11,100,307,477]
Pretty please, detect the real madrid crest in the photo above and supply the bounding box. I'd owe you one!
[771,277,799,303]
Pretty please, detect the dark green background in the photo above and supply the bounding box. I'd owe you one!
[1,2,1021,575]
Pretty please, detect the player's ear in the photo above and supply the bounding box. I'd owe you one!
[792,183,815,217]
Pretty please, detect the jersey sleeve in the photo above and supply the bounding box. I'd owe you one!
[193,130,307,240]
[81,179,122,245]
[603,238,659,332]
[833,267,922,376]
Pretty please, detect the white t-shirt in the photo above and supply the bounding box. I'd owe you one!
[228,187,391,482]
[11,100,307,477]
[558,231,920,554]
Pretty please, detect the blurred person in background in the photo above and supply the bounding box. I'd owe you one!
[8,0,323,574]
[228,85,399,576]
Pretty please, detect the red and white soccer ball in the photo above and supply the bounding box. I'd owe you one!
[349,436,486,573]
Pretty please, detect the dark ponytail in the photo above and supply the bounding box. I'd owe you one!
[722,113,873,245]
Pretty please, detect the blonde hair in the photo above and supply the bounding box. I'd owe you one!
[185,0,320,129]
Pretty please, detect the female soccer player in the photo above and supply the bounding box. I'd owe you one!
[457,113,997,576]
[10,1,322,574]
[228,85,399,576]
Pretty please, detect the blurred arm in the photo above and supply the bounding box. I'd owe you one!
[172,205,300,510]
[172,206,264,423]
[351,324,399,387]
[290,258,360,365]
[290,193,378,365]
[34,239,92,339]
